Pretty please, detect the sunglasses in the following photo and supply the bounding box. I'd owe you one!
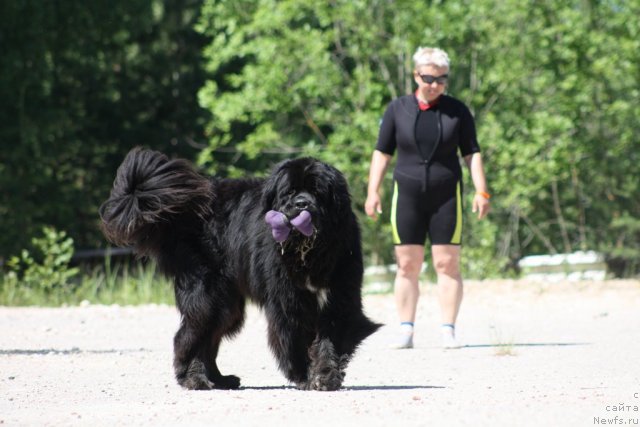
[418,74,448,85]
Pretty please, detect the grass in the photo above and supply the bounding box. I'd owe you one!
[0,259,174,307]
[489,325,517,356]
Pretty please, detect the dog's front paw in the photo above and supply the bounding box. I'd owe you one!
[179,373,216,390]
[337,354,351,382]
[295,381,311,390]
[308,368,342,391]
[305,337,343,391]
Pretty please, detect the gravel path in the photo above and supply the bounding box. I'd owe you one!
[1,280,639,426]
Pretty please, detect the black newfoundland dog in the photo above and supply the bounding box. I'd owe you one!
[99,148,380,391]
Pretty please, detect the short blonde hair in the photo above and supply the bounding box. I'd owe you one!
[412,47,450,70]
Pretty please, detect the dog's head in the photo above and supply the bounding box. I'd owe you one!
[262,157,352,236]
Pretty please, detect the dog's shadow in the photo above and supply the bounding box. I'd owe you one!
[461,342,589,349]
[344,385,445,391]
[0,348,151,355]
[240,385,445,391]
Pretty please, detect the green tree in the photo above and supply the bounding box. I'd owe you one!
[0,0,210,261]
[447,0,640,274]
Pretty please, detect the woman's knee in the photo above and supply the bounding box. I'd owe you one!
[396,256,422,278]
[433,253,460,276]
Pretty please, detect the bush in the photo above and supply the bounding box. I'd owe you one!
[3,227,79,303]
[0,231,174,306]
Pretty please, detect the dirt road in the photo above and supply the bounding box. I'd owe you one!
[1,280,639,426]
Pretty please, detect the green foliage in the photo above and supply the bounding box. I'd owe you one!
[0,247,174,306]
[458,0,640,276]
[75,257,174,306]
[4,227,79,298]
[0,0,210,259]
[603,214,640,277]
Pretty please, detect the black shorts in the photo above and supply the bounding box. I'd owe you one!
[390,172,463,246]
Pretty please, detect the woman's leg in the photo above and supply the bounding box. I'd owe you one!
[431,244,463,348]
[391,245,424,348]
[394,244,425,322]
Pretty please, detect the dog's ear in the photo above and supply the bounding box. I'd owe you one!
[322,163,351,215]
[261,176,278,211]
[261,160,288,211]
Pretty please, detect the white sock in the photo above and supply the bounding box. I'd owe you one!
[400,322,414,335]
[441,323,455,338]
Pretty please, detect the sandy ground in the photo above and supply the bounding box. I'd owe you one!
[1,279,639,427]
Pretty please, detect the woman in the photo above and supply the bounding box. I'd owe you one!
[365,47,490,349]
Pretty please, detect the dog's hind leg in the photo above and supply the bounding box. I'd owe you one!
[199,297,245,389]
[174,321,243,390]
[198,332,241,389]
[173,285,245,390]
[173,320,215,390]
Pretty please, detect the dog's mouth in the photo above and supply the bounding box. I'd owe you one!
[264,191,321,248]
[285,210,316,237]
[264,208,317,263]
[282,192,316,218]
[265,208,316,245]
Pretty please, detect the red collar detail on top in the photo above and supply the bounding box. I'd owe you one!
[415,91,440,111]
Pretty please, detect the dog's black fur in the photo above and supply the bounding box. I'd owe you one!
[99,148,381,391]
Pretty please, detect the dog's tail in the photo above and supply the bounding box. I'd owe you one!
[99,147,213,256]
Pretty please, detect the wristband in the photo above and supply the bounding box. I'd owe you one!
[476,191,491,199]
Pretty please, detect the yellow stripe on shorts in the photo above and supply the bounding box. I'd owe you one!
[450,180,462,244]
[391,181,400,244]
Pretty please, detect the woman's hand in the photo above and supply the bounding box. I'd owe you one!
[472,193,490,219]
[365,150,392,221]
[364,193,383,220]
